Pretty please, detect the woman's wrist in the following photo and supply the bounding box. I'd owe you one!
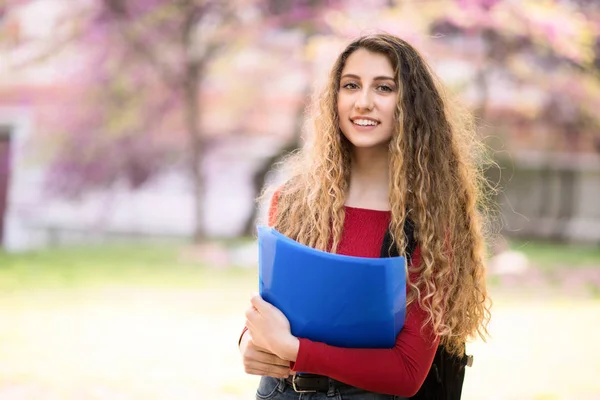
[280,336,300,362]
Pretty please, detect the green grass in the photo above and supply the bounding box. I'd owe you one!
[509,239,600,270]
[1,241,599,399]
[1,237,598,292]
[0,243,256,291]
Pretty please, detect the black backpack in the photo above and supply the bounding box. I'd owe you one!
[380,221,471,400]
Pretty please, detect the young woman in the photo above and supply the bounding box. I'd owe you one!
[239,33,491,399]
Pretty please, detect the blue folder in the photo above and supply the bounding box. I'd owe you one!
[258,225,406,348]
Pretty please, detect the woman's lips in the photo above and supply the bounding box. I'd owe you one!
[351,118,380,130]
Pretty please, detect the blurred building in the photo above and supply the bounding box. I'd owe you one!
[0,57,295,251]
[1,0,599,252]
[0,1,301,252]
[429,22,600,244]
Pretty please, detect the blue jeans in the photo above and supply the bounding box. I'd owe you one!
[256,376,408,400]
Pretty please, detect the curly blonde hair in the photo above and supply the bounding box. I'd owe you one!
[266,34,491,355]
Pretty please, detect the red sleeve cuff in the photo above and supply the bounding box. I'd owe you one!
[238,326,248,347]
[290,338,316,373]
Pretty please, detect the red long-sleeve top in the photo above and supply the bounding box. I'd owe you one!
[243,196,439,397]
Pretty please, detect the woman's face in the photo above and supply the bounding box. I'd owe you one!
[337,48,398,151]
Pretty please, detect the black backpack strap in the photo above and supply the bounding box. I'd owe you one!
[379,219,468,400]
[409,345,470,400]
[380,218,417,260]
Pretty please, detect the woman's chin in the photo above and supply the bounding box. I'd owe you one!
[345,137,391,151]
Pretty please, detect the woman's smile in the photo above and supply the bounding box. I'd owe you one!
[337,48,397,149]
[350,116,381,130]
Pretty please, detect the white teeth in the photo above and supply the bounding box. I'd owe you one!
[353,119,378,126]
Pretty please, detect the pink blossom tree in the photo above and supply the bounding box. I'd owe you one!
[3,0,342,241]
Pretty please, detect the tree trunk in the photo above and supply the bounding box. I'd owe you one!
[474,29,495,123]
[241,85,310,235]
[184,62,205,243]
[0,129,11,248]
[241,137,300,236]
[473,66,489,123]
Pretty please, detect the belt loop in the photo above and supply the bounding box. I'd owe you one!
[278,377,286,393]
[327,377,336,397]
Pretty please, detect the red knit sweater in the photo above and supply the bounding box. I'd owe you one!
[245,198,439,397]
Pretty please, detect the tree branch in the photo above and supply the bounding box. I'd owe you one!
[102,0,183,90]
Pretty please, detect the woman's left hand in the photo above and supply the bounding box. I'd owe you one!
[245,294,299,362]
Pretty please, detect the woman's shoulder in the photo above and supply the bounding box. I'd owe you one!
[267,182,294,226]
[267,188,282,227]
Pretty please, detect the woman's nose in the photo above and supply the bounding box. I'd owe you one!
[355,89,374,111]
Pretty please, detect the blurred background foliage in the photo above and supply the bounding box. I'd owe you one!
[1,0,599,245]
[0,1,600,399]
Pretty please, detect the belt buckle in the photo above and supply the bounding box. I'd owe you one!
[465,354,473,367]
[292,374,317,393]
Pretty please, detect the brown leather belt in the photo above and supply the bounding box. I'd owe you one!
[285,374,347,393]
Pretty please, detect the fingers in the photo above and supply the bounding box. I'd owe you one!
[245,305,257,320]
[245,305,261,328]
[252,348,290,367]
[244,337,288,366]
[243,359,290,378]
[250,294,269,312]
[252,342,282,357]
[242,332,290,377]
[245,311,257,338]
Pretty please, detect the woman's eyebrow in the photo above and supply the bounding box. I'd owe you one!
[341,73,395,81]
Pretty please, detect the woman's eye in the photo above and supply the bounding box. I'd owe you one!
[342,82,359,90]
[378,85,393,93]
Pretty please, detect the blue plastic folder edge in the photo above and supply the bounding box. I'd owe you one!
[257,225,406,348]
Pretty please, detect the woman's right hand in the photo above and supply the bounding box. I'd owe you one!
[240,330,291,379]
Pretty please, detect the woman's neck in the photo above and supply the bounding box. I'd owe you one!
[345,146,390,211]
